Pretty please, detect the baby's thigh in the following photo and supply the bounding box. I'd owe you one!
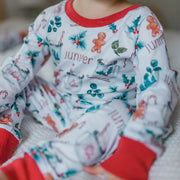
[25,77,73,132]
[57,99,131,166]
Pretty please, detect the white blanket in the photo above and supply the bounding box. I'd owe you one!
[0,30,180,180]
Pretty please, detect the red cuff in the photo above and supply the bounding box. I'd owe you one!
[101,136,157,180]
[0,153,44,180]
[0,129,19,165]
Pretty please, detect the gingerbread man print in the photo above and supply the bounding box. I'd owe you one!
[43,114,58,132]
[91,32,106,53]
[146,15,161,37]
[132,95,157,121]
[0,114,13,125]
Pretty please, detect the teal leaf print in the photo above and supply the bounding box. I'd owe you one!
[53,27,57,32]
[78,40,86,49]
[122,74,129,84]
[136,41,145,50]
[144,73,149,80]
[146,129,163,139]
[109,86,117,92]
[14,129,22,139]
[96,71,107,76]
[174,70,178,83]
[86,105,101,113]
[94,89,101,94]
[62,169,78,179]
[133,16,141,29]
[90,83,97,89]
[151,59,158,67]
[87,83,104,98]
[76,94,93,105]
[114,91,128,101]
[61,116,66,127]
[128,15,141,34]
[50,20,54,26]
[48,16,62,33]
[48,25,52,32]
[95,59,118,77]
[24,37,29,44]
[151,75,156,83]
[140,59,162,91]
[87,90,92,94]
[55,16,62,27]
[26,51,40,67]
[122,74,135,89]
[107,67,113,75]
[108,23,118,33]
[37,36,48,47]
[54,109,60,117]
[97,93,104,98]
[29,148,41,162]
[153,67,162,71]
[79,31,87,39]
[11,102,18,112]
[52,49,60,61]
[140,84,146,91]
[146,67,152,73]
[128,26,134,33]
[130,76,135,84]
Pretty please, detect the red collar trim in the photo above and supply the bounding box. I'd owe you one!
[65,0,141,27]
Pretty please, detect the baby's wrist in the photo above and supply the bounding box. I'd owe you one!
[0,170,8,180]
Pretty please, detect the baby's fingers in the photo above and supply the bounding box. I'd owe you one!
[84,165,125,180]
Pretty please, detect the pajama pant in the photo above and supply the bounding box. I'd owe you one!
[0,76,131,179]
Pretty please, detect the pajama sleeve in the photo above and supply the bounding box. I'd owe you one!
[0,8,51,165]
[0,8,51,113]
[101,9,180,180]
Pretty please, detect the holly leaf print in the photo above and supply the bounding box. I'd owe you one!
[109,86,117,92]
[69,31,87,50]
[128,26,134,33]
[133,16,141,29]
[107,66,113,75]
[32,51,40,58]
[26,51,40,67]
[52,49,60,61]
[78,31,87,39]
[130,76,135,84]
[96,71,107,76]
[78,40,86,50]
[122,74,129,84]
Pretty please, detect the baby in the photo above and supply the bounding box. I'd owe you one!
[0,0,179,179]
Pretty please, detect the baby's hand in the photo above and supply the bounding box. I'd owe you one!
[0,170,8,180]
[84,165,124,180]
